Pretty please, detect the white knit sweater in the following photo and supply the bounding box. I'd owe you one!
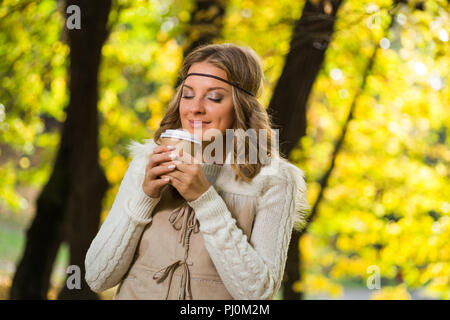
[85,139,310,300]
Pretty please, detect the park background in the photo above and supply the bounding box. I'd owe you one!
[0,0,448,299]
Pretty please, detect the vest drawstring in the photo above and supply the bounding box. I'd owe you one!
[153,202,200,299]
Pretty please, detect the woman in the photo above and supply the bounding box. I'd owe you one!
[85,43,310,300]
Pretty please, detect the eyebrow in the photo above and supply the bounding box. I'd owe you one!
[182,84,229,93]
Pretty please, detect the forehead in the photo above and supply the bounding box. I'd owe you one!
[184,61,230,89]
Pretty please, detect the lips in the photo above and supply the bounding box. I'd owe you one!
[189,120,210,128]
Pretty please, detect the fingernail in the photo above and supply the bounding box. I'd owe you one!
[169,152,176,159]
[167,145,175,150]
[168,164,176,169]
[164,177,170,182]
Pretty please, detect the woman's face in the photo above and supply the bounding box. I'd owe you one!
[179,61,235,141]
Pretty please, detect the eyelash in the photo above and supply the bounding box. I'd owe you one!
[182,95,222,103]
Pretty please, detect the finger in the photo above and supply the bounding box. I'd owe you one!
[148,162,177,179]
[176,149,198,166]
[161,173,183,186]
[153,144,176,155]
[168,176,182,191]
[151,176,171,189]
[164,168,187,182]
[171,157,199,174]
[147,145,176,169]
[148,150,178,169]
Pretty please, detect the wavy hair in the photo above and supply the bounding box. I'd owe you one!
[154,43,280,183]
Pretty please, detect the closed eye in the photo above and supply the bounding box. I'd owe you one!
[182,95,222,103]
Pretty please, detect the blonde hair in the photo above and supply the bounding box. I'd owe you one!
[154,43,279,183]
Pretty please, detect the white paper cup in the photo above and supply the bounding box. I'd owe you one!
[160,129,202,162]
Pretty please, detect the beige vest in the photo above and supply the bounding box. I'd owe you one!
[113,183,256,300]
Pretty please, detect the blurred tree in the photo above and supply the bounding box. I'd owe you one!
[174,0,227,88]
[265,0,344,300]
[0,0,67,214]
[1,0,448,301]
[293,0,449,299]
[182,0,227,57]
[10,0,111,299]
[267,0,343,158]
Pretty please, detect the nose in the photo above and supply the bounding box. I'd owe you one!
[190,97,206,114]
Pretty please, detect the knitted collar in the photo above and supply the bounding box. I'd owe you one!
[200,162,222,185]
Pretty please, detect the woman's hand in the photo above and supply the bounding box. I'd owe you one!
[142,145,178,198]
[160,150,211,202]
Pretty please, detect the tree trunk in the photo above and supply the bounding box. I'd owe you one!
[268,0,342,158]
[298,0,407,296]
[9,147,70,299]
[10,0,111,300]
[57,0,111,300]
[278,0,410,300]
[266,0,343,300]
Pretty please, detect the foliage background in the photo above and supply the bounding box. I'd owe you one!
[0,0,448,299]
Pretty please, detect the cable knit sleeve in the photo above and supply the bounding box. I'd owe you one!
[85,149,161,293]
[188,162,308,300]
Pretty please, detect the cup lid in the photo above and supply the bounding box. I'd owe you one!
[161,129,201,144]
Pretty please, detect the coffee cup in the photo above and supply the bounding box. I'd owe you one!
[159,129,202,163]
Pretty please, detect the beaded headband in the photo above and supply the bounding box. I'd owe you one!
[182,72,255,97]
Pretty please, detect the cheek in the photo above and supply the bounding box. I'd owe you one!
[216,104,235,128]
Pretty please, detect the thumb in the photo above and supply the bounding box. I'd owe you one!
[179,148,197,164]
